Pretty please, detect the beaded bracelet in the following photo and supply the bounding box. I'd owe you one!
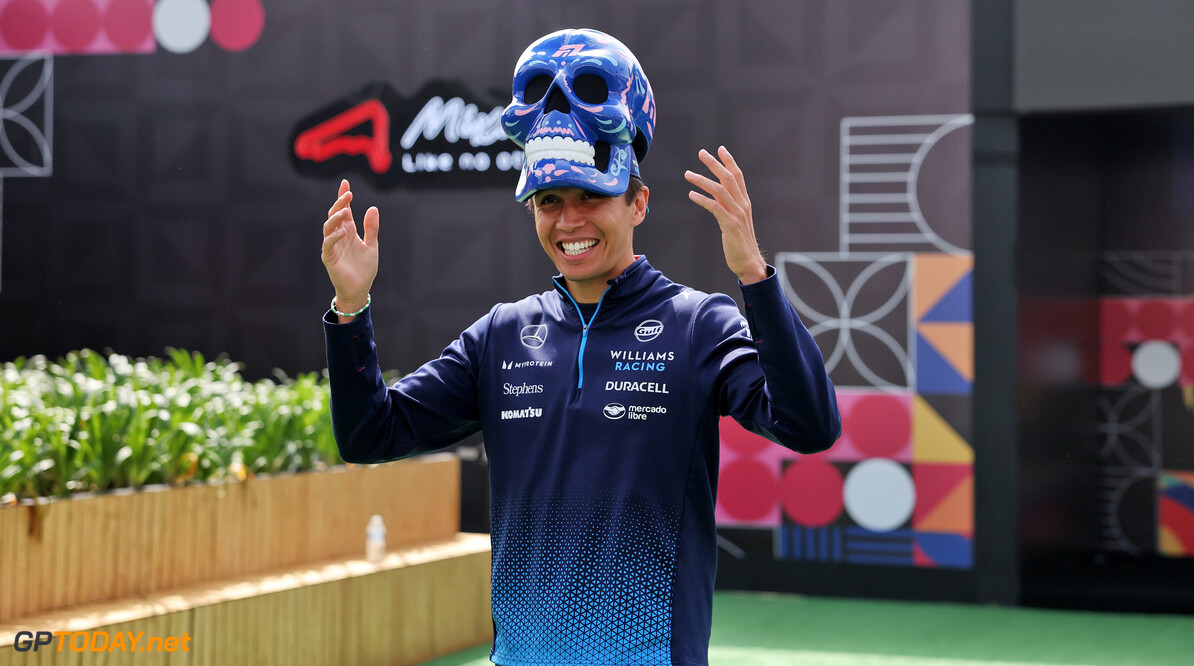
[331,294,371,318]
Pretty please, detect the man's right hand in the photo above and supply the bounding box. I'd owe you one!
[321,179,379,321]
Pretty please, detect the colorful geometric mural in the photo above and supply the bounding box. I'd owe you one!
[717,114,975,570]
[1096,253,1194,559]
[1159,471,1194,556]
[0,0,264,56]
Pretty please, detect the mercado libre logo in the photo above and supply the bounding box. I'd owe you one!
[290,80,524,190]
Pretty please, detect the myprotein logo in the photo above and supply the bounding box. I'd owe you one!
[503,382,544,396]
[520,324,548,349]
[634,319,664,342]
[501,359,553,370]
[602,403,627,420]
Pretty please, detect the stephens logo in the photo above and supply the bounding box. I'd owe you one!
[290,80,524,191]
[520,324,548,349]
[634,319,664,342]
[503,382,544,396]
[602,403,627,420]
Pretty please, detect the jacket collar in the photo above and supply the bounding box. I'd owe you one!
[551,255,663,308]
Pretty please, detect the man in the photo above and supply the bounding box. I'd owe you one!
[321,28,840,666]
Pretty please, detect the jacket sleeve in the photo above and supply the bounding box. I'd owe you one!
[322,305,493,463]
[691,267,841,454]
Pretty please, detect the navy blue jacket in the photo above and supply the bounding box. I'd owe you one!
[323,256,840,666]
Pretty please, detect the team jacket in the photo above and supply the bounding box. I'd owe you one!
[323,256,841,666]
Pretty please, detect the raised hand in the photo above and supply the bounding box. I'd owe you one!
[684,146,769,285]
[321,179,380,317]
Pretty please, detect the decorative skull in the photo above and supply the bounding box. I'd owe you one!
[502,28,656,201]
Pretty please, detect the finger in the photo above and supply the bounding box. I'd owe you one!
[688,190,727,219]
[339,179,350,198]
[685,170,743,218]
[363,206,380,247]
[717,146,748,194]
[322,208,352,238]
[698,148,745,200]
[327,190,353,218]
[321,227,346,261]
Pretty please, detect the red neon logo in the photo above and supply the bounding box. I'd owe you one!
[292,99,392,174]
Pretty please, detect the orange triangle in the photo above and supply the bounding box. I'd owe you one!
[913,396,973,464]
[919,322,973,381]
[914,254,973,321]
[917,475,973,535]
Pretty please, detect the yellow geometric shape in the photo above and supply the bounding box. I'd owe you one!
[1159,526,1184,556]
[919,322,974,381]
[917,475,974,535]
[914,254,973,321]
[913,396,973,464]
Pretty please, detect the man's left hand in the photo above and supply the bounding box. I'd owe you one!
[685,146,769,285]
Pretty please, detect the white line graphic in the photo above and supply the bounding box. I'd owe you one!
[0,53,54,293]
[840,114,973,255]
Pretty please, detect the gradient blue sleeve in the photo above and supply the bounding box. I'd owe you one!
[322,305,493,463]
[692,267,841,454]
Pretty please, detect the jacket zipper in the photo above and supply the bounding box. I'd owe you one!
[555,279,612,390]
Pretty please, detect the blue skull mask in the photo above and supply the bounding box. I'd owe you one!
[502,28,656,201]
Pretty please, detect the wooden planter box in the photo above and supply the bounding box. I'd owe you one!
[0,456,461,623]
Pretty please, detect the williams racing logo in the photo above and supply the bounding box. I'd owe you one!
[610,350,673,372]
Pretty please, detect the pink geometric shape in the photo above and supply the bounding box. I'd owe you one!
[209,0,263,52]
[52,0,100,52]
[1182,301,1194,339]
[719,416,770,455]
[846,394,911,458]
[1100,299,1133,342]
[1183,345,1194,387]
[780,457,843,527]
[1137,300,1179,339]
[1100,342,1133,385]
[830,390,912,463]
[716,459,779,523]
[103,0,152,51]
[0,0,154,54]
[0,0,48,51]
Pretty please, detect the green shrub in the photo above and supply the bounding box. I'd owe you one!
[0,349,342,501]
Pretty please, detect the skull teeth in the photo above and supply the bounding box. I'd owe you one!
[525,136,595,167]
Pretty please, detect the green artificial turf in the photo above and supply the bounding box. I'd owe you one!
[419,591,1194,666]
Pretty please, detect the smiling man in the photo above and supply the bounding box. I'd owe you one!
[320,28,840,666]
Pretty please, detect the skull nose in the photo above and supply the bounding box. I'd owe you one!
[544,85,571,114]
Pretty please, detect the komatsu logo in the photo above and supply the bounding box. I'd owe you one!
[501,407,542,420]
[634,319,664,342]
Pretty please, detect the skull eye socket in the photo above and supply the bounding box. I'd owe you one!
[523,75,551,103]
[572,74,608,104]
